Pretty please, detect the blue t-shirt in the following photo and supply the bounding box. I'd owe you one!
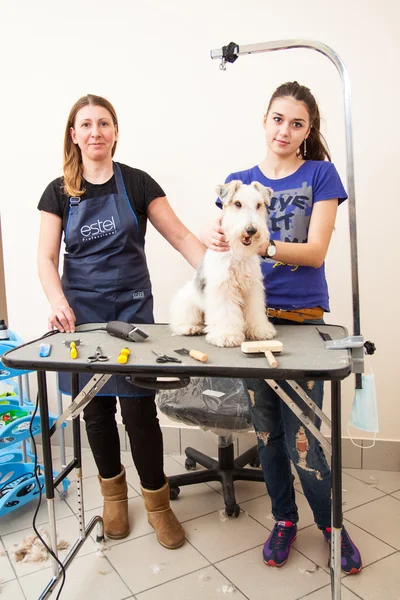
[216,160,347,312]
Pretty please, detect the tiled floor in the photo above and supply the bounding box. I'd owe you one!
[1,448,400,599]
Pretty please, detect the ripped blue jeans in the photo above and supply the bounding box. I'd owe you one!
[245,318,331,529]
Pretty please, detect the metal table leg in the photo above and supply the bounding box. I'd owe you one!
[264,378,342,599]
[36,371,105,599]
[70,373,85,539]
[37,371,59,579]
[17,375,27,462]
[331,380,342,599]
[56,376,66,469]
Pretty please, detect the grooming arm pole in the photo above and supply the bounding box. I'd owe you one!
[210,39,362,385]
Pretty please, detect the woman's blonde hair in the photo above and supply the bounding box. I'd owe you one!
[63,94,119,197]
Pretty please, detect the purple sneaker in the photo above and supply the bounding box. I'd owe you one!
[263,521,297,567]
[323,526,362,574]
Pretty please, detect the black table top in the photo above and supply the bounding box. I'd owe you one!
[2,323,352,381]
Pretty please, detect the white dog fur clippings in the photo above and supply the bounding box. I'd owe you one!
[13,529,69,563]
[170,180,276,347]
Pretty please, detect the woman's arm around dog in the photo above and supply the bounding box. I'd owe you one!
[148,196,206,269]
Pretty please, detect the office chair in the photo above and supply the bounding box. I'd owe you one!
[157,377,265,517]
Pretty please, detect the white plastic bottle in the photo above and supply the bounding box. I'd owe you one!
[0,319,9,340]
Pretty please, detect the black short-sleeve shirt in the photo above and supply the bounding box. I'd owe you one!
[37,162,165,240]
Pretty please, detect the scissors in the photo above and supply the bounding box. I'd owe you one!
[151,350,182,363]
[87,346,110,363]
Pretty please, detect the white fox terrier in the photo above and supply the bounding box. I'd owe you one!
[170,180,277,347]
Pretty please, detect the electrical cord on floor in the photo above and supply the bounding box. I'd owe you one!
[30,393,66,599]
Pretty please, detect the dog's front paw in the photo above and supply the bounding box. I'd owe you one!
[246,321,277,340]
[171,325,205,336]
[206,332,245,347]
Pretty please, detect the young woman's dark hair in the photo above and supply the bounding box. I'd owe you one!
[266,81,331,162]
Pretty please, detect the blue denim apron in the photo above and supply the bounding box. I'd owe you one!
[59,162,154,396]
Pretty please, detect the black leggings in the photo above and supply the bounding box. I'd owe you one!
[83,394,165,490]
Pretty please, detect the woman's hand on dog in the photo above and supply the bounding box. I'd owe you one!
[200,217,230,252]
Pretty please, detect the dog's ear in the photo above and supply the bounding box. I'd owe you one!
[216,180,242,205]
[251,182,273,207]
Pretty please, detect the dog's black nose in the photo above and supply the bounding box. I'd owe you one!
[246,226,257,236]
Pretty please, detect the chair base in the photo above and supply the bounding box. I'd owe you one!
[168,439,265,517]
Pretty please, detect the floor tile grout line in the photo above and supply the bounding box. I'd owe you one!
[14,543,136,597]
[129,565,215,597]
[295,480,388,515]
[0,505,79,538]
[339,582,365,600]
[4,457,400,598]
[287,541,329,573]
[0,566,19,586]
[178,502,270,526]
[295,583,339,600]
[361,440,364,469]
[212,563,251,600]
[16,574,29,600]
[7,542,102,582]
[84,506,269,551]
[342,494,392,514]
[350,548,399,572]
[6,525,400,599]
[278,519,400,572]
[3,512,109,579]
[213,541,264,566]
[0,534,22,586]
[342,468,400,495]
[92,529,161,550]
[210,486,268,503]
[103,551,136,598]
[128,564,242,598]
[340,516,400,552]
[297,581,364,600]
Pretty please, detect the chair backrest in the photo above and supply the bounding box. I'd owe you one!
[157,377,253,432]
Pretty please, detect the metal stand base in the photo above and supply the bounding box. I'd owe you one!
[39,516,104,600]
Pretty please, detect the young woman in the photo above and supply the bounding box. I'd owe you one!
[37,94,205,549]
[204,81,362,573]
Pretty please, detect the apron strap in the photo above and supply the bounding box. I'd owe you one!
[113,162,126,196]
[113,161,139,231]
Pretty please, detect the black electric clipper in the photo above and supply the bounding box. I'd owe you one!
[106,321,149,342]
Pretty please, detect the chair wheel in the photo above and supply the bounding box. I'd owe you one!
[185,457,197,471]
[169,486,180,501]
[225,504,240,518]
[249,457,261,468]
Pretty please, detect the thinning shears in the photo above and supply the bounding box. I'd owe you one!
[151,350,182,363]
[87,346,110,363]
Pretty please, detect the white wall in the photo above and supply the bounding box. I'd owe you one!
[0,0,398,439]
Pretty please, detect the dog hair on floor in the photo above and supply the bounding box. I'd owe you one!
[170,180,276,347]
[13,529,69,563]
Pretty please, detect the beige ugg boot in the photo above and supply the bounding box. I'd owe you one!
[98,466,129,539]
[141,480,185,549]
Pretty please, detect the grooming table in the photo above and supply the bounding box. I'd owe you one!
[3,323,352,599]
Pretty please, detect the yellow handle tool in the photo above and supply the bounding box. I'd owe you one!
[70,342,78,359]
[118,347,131,364]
